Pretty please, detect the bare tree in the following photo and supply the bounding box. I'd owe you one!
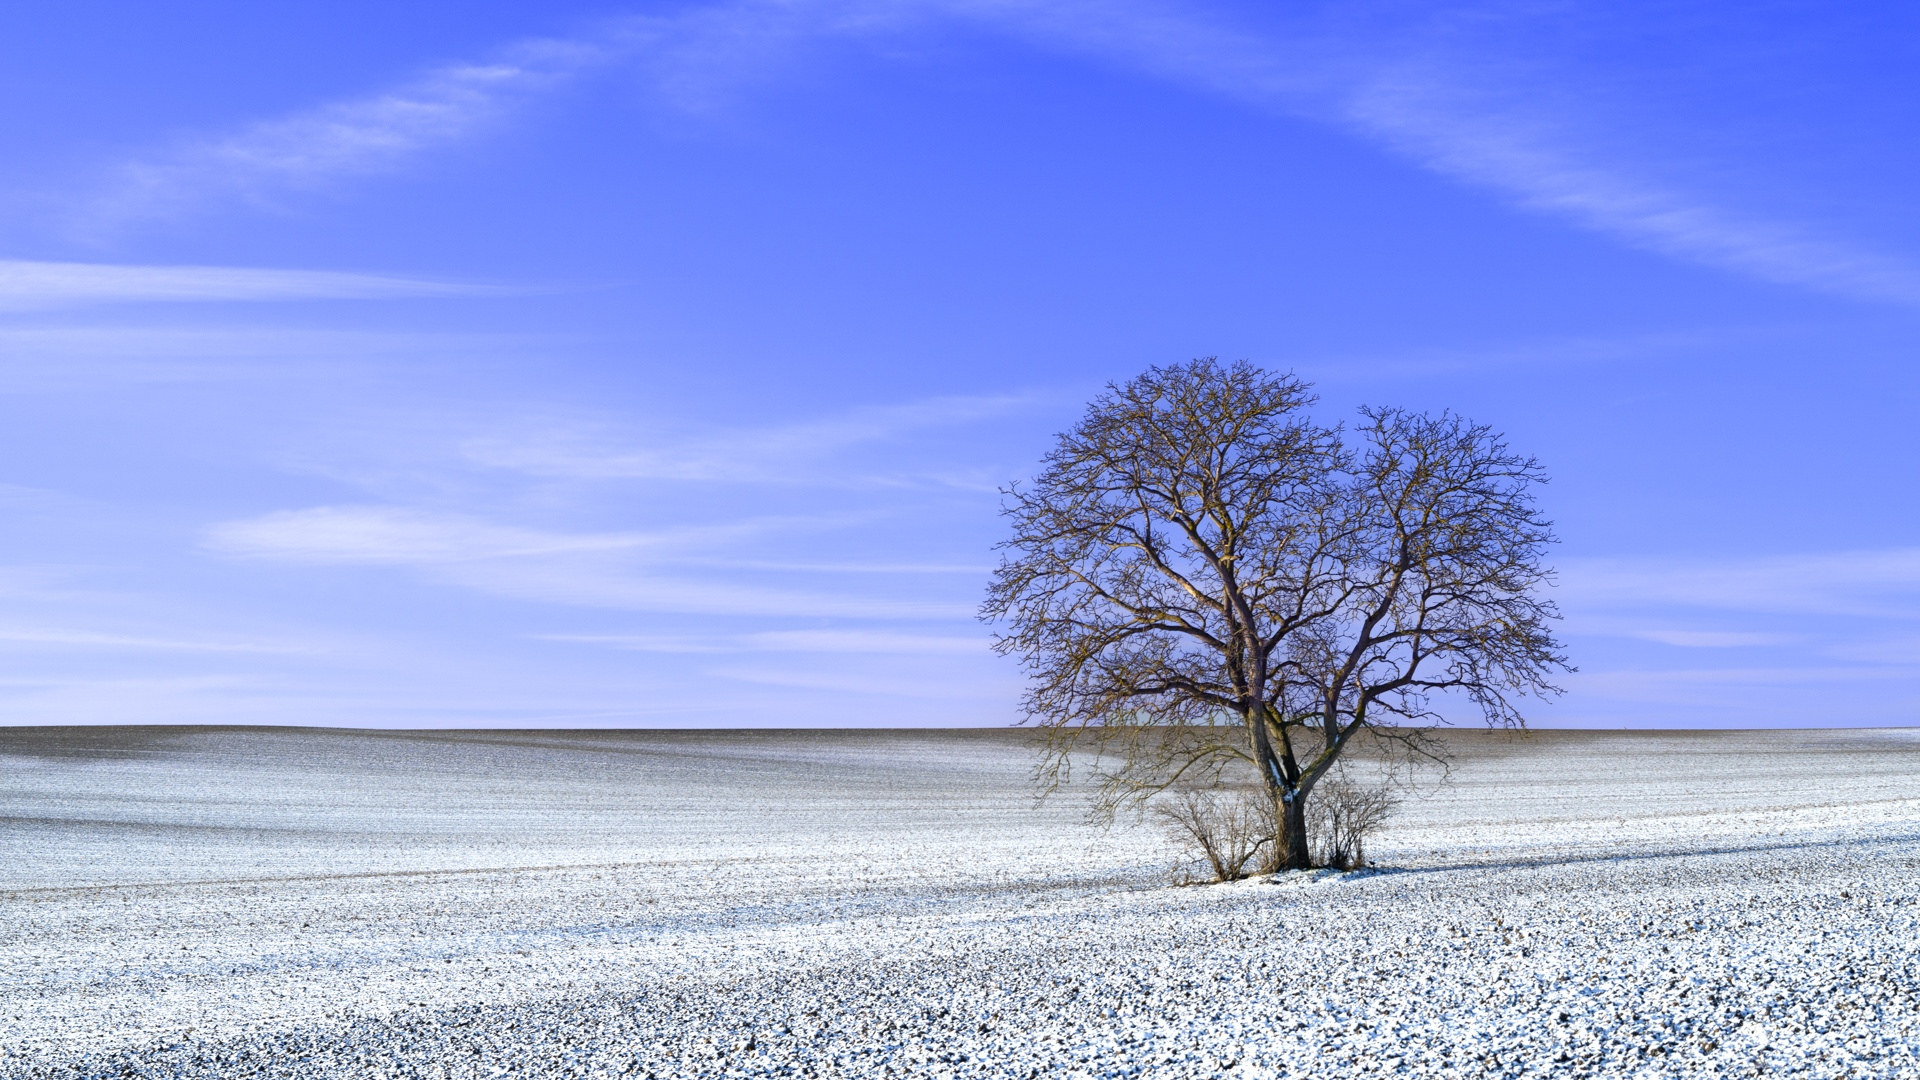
[983,359,1568,869]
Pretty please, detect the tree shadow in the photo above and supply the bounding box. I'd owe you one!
[1357,827,1920,879]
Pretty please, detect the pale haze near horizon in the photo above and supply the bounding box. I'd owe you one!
[1,0,1917,730]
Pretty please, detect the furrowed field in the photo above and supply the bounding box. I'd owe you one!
[4,727,1919,1078]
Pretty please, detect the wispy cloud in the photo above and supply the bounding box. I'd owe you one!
[1296,325,1781,382]
[751,629,983,654]
[539,629,986,655]
[205,506,657,564]
[1554,548,1920,721]
[1560,548,1920,621]
[0,325,547,392]
[1630,630,1799,649]
[674,559,988,573]
[1831,636,1920,665]
[703,664,1015,699]
[1589,665,1920,688]
[1571,664,1920,705]
[0,668,758,728]
[204,505,972,618]
[966,0,1920,305]
[69,3,914,234]
[0,260,495,310]
[1327,68,1920,305]
[194,384,1018,626]
[0,627,311,654]
[82,37,610,232]
[462,395,1029,485]
[66,0,1920,302]
[433,562,969,619]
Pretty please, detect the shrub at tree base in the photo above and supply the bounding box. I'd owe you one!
[1305,770,1401,871]
[1156,789,1270,883]
[1158,767,1402,882]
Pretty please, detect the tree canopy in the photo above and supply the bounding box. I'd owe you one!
[982,358,1569,868]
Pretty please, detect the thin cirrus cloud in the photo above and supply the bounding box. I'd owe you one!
[204,505,656,564]
[538,630,987,655]
[1559,548,1920,620]
[72,3,904,233]
[63,0,1920,304]
[0,259,496,311]
[0,326,543,393]
[0,325,518,361]
[1296,326,1779,383]
[1543,549,1920,716]
[1326,73,1920,306]
[974,0,1920,305]
[1566,665,1920,712]
[462,395,1029,484]
[1630,630,1798,649]
[204,505,974,619]
[1830,636,1920,665]
[703,664,1015,700]
[678,559,987,573]
[0,627,313,654]
[81,36,613,232]
[432,560,972,618]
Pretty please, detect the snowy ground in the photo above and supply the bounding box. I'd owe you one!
[4,725,1919,1079]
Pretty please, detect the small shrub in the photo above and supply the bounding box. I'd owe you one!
[1306,769,1400,870]
[1156,788,1273,883]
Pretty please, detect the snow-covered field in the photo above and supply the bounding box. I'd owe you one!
[4,725,1919,1079]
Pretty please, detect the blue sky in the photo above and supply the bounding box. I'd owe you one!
[2,0,1917,729]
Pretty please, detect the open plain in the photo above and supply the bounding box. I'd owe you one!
[4,725,1920,1079]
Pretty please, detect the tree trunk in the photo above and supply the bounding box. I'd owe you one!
[1276,788,1311,870]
